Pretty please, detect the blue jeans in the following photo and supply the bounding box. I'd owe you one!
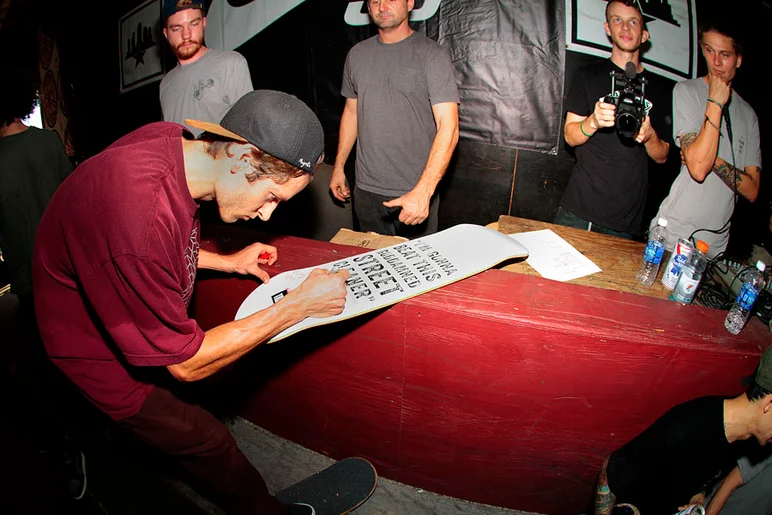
[553,207,634,240]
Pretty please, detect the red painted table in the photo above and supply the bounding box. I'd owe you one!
[191,224,770,515]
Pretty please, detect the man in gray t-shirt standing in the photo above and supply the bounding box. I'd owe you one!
[650,20,760,258]
[330,0,459,238]
[159,0,253,138]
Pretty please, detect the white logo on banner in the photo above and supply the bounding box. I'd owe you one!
[344,0,442,26]
[206,0,307,50]
[565,0,697,81]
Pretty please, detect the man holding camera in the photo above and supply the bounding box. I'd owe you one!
[556,0,670,239]
[649,19,760,259]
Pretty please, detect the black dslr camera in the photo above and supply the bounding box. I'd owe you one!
[603,62,648,139]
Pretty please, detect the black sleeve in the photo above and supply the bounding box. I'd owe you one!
[565,67,591,117]
[646,74,676,145]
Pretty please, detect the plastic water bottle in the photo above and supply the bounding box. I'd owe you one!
[670,240,709,304]
[725,260,767,335]
[636,217,667,286]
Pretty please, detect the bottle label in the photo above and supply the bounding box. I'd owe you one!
[644,240,665,265]
[737,283,759,310]
[662,254,688,289]
[672,272,699,303]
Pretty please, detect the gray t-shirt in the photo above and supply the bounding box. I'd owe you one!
[159,48,253,137]
[341,32,459,196]
[706,453,772,515]
[650,78,761,258]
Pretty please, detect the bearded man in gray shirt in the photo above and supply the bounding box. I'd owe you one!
[330,0,460,238]
[159,0,253,138]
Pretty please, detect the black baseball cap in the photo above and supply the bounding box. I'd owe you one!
[162,0,206,22]
[756,344,772,392]
[186,90,324,174]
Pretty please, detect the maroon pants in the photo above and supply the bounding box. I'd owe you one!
[118,387,285,515]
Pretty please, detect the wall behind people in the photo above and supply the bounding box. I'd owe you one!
[11,0,770,253]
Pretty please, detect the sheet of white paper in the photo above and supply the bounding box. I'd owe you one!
[508,229,601,282]
[235,224,529,343]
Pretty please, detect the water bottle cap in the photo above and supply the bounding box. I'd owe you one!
[695,240,709,253]
[757,260,766,272]
[657,217,668,227]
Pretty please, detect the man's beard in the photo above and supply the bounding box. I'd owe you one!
[174,39,203,60]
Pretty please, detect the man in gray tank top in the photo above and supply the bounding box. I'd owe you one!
[649,19,761,259]
[330,0,460,238]
[159,0,253,138]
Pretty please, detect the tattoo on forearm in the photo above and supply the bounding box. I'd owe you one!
[595,459,616,515]
[713,161,750,191]
[679,132,698,150]
[680,131,752,192]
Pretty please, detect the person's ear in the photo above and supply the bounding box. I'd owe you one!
[641,29,649,45]
[604,21,612,38]
[228,143,254,174]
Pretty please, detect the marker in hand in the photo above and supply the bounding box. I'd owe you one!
[329,264,341,275]
[259,252,271,261]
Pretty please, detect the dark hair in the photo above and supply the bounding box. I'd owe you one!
[0,72,39,127]
[605,0,646,30]
[203,138,311,184]
[164,7,206,29]
[746,382,772,402]
[698,17,743,56]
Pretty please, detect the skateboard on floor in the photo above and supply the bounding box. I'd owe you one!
[276,457,378,515]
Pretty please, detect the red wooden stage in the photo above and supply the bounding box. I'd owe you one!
[191,227,770,515]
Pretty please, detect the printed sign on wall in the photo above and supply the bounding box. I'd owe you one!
[566,0,697,81]
[119,0,165,93]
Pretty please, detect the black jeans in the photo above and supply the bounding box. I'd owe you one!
[353,186,439,238]
[553,206,634,240]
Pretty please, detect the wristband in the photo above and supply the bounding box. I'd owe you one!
[579,119,592,138]
[704,115,722,136]
[706,97,724,110]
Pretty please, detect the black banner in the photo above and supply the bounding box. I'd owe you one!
[212,0,565,155]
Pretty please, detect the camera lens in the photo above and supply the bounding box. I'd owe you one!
[617,112,639,135]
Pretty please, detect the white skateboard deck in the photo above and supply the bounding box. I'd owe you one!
[235,224,529,343]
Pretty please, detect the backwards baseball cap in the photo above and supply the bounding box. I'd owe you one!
[186,90,324,174]
[756,344,772,392]
[162,0,206,22]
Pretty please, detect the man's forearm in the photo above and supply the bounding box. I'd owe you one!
[565,117,596,147]
[168,297,305,382]
[198,248,229,272]
[644,133,669,164]
[333,103,358,171]
[681,99,723,180]
[594,458,616,515]
[413,117,459,196]
[712,157,759,201]
[706,466,743,515]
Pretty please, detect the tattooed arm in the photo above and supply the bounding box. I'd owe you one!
[595,458,617,515]
[712,160,760,202]
[681,131,761,201]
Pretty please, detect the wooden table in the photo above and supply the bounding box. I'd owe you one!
[331,216,672,300]
[494,215,672,300]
